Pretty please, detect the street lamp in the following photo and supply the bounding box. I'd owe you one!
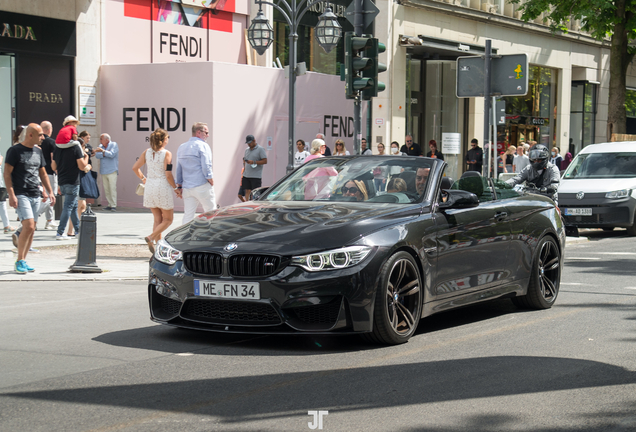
[248,3,342,173]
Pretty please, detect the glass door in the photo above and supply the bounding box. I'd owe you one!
[0,54,15,158]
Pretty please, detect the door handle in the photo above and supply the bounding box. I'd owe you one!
[494,211,508,221]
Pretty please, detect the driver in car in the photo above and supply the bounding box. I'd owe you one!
[506,144,561,202]
[416,167,430,196]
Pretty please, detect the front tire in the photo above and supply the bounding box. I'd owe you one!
[626,213,636,236]
[513,236,561,309]
[368,252,422,344]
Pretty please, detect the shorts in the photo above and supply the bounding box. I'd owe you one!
[16,195,40,221]
[242,177,262,190]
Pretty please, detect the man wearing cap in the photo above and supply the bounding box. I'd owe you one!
[94,133,119,211]
[242,135,268,200]
[175,122,216,224]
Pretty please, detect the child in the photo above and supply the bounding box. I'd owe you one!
[55,115,80,148]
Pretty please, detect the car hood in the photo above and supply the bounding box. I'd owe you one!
[164,201,421,254]
[559,177,636,193]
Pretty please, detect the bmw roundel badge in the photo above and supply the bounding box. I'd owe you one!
[224,243,238,252]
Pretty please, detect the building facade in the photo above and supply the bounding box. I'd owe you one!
[1,0,635,206]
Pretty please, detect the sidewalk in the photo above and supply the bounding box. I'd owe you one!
[0,206,183,282]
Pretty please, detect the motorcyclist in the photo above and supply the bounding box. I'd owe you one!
[505,144,560,202]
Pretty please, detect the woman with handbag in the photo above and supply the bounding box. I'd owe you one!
[68,134,94,237]
[132,128,178,253]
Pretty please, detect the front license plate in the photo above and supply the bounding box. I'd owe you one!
[564,208,592,216]
[194,280,260,300]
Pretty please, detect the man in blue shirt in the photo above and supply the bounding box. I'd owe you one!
[175,122,216,224]
[94,133,119,211]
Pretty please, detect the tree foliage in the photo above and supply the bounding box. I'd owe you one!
[510,0,636,137]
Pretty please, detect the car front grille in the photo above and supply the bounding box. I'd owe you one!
[183,252,223,276]
[182,299,282,325]
[290,297,342,325]
[562,206,630,225]
[161,295,183,315]
[228,255,280,277]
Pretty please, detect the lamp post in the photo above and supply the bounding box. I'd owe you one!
[248,2,342,173]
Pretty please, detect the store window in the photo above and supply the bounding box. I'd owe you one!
[0,54,15,159]
[501,66,558,150]
[569,81,597,155]
[272,4,352,75]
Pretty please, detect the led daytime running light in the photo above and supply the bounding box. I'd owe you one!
[154,239,183,265]
[292,246,372,272]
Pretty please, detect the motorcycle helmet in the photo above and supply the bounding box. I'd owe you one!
[528,144,550,170]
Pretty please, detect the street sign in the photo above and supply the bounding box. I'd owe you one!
[456,54,528,97]
[345,0,379,29]
[490,100,506,125]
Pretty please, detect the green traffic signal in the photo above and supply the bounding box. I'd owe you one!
[362,39,387,100]
[344,32,375,99]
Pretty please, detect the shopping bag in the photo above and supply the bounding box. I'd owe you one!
[79,171,100,199]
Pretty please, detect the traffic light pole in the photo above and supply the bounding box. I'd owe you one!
[483,40,492,179]
[353,0,363,155]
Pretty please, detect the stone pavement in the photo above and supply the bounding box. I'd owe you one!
[0,204,589,282]
[0,206,183,282]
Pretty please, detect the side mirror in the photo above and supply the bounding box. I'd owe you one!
[249,186,269,201]
[439,189,479,209]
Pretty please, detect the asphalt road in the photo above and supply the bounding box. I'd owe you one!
[1,230,635,432]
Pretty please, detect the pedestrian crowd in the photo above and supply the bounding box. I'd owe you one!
[4,119,572,275]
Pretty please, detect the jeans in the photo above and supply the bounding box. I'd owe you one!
[58,184,80,236]
[374,178,386,192]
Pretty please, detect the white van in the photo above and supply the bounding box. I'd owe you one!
[559,141,636,236]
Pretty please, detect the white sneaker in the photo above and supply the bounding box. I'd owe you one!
[44,220,58,230]
[56,234,70,240]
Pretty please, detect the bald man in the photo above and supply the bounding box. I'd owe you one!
[4,123,55,274]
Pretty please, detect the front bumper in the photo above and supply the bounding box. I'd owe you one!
[148,248,386,335]
[559,193,636,229]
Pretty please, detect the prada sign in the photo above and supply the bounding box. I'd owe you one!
[1,23,36,40]
[0,11,75,56]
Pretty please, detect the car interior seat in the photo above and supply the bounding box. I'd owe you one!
[460,170,481,179]
[440,177,453,190]
[452,176,484,199]
[398,170,417,193]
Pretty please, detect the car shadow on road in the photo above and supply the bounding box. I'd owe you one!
[3,356,636,430]
[92,298,523,355]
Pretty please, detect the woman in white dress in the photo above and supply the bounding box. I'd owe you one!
[132,128,178,253]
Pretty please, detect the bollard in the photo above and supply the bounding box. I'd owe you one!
[69,204,102,273]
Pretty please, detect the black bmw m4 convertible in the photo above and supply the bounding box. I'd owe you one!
[148,155,565,344]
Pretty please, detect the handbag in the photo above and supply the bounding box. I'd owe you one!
[135,183,145,196]
[0,187,7,202]
[79,171,100,199]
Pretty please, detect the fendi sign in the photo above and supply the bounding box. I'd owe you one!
[1,23,36,40]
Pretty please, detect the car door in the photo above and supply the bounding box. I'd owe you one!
[432,175,512,301]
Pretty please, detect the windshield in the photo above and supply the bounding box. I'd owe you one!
[262,156,435,203]
[563,152,636,179]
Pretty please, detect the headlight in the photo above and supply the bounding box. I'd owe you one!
[291,246,372,272]
[605,189,631,199]
[154,239,183,265]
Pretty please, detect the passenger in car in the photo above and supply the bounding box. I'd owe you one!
[341,180,368,201]
[387,177,407,193]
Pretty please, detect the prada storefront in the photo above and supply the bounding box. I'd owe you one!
[0,11,75,158]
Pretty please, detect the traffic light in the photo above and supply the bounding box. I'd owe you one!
[344,32,374,99]
[362,39,387,100]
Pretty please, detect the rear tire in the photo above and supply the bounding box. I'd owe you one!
[368,252,422,345]
[512,236,561,309]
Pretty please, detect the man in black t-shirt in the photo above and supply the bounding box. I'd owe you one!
[52,135,91,240]
[4,123,55,274]
[38,121,58,229]
[400,134,422,156]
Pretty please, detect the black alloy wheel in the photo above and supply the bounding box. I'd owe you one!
[368,251,422,344]
[513,236,561,309]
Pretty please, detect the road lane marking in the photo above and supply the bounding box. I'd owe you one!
[565,257,602,260]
